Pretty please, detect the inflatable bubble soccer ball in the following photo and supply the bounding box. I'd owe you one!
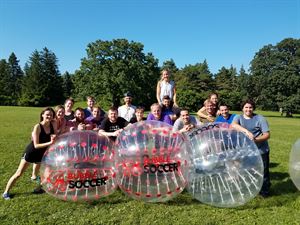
[115,120,190,202]
[186,126,264,208]
[289,139,300,190]
[40,131,117,202]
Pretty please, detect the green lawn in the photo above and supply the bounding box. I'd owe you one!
[0,106,300,225]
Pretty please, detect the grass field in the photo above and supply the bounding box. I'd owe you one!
[0,106,300,225]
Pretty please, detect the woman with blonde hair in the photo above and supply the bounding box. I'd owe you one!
[156,69,177,107]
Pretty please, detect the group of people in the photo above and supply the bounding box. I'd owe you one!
[2,69,271,200]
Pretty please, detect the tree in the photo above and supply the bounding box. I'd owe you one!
[213,65,243,109]
[41,47,64,105]
[8,53,24,105]
[20,48,63,106]
[0,59,12,105]
[20,50,44,106]
[73,39,160,108]
[175,60,214,111]
[250,38,300,112]
[214,65,237,91]
[161,59,178,75]
[62,71,74,99]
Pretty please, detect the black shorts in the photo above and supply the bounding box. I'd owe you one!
[22,142,47,163]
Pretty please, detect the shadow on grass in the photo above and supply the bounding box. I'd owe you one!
[270,162,280,168]
[271,177,299,196]
[270,171,289,180]
[269,171,299,195]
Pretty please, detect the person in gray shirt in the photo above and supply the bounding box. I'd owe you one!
[173,108,201,133]
[232,99,271,198]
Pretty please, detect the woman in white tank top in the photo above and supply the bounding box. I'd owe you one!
[156,69,177,106]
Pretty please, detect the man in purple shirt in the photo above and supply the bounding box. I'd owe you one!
[147,103,173,125]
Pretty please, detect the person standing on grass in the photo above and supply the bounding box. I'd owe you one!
[31,105,67,181]
[118,92,136,122]
[2,107,57,200]
[231,99,271,197]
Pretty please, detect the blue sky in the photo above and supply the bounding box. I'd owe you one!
[0,0,299,74]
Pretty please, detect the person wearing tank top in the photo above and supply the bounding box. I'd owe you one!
[156,69,178,107]
[64,98,75,121]
[2,108,57,200]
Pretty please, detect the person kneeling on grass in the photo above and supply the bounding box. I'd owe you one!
[173,108,201,133]
[2,107,57,200]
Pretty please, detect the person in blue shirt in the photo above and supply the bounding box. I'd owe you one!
[215,102,236,124]
[232,99,271,198]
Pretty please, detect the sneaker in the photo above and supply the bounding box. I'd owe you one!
[2,193,10,200]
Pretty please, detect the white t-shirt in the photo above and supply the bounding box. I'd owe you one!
[159,80,175,102]
[118,105,136,122]
[173,116,200,132]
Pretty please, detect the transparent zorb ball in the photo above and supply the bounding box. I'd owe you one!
[41,131,117,202]
[289,139,300,190]
[115,120,190,202]
[187,126,264,207]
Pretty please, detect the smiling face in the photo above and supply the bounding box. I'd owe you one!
[56,108,65,120]
[42,110,54,123]
[205,102,215,115]
[219,105,229,118]
[65,100,74,110]
[135,109,144,121]
[108,109,118,123]
[75,109,85,122]
[124,97,132,105]
[162,98,171,108]
[87,98,95,108]
[151,105,161,120]
[162,70,170,81]
[210,94,218,105]
[92,107,100,118]
[180,110,190,124]
[242,103,254,117]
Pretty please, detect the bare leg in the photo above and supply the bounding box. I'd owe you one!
[4,159,30,194]
[31,163,40,180]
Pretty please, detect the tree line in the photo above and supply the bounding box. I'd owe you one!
[0,38,299,114]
